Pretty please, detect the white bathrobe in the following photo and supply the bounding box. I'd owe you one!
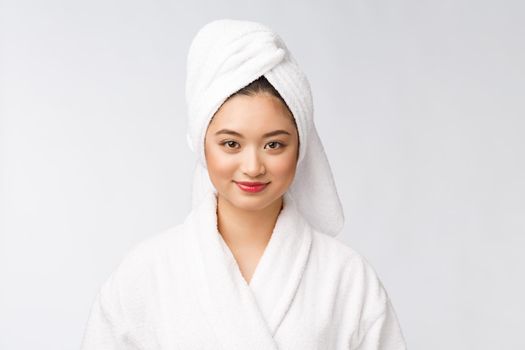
[80,191,407,349]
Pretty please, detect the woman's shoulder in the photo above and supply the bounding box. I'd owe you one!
[99,223,186,289]
[310,230,391,310]
[310,231,398,342]
[310,229,366,266]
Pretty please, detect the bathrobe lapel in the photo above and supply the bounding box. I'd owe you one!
[182,191,312,349]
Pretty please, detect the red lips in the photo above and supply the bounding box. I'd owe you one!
[236,181,268,186]
[235,181,269,193]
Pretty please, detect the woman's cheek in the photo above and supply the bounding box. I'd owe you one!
[206,147,225,179]
[270,154,297,177]
[211,150,237,178]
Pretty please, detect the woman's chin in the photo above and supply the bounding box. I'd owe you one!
[218,191,270,212]
[231,196,270,211]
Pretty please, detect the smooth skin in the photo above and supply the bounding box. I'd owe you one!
[204,92,299,284]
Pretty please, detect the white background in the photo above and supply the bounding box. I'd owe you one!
[1,0,524,349]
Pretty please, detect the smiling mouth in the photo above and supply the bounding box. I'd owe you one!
[234,181,269,193]
[235,181,269,186]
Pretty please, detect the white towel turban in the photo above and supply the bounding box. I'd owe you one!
[185,19,344,237]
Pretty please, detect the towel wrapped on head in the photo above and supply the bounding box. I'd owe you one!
[185,18,344,237]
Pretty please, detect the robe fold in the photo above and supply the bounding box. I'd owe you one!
[81,191,407,349]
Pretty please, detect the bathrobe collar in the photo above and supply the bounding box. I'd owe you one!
[182,190,313,349]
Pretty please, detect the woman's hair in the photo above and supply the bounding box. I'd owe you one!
[229,75,288,106]
[225,75,296,127]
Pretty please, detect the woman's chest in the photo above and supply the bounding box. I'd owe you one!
[128,268,355,350]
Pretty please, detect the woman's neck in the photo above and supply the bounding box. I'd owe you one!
[216,195,283,249]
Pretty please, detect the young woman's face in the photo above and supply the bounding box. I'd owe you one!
[204,92,299,212]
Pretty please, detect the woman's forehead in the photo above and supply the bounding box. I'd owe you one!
[207,94,296,135]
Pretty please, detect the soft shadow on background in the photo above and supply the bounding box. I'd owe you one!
[1,0,524,349]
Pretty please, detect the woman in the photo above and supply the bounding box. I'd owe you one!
[81,19,407,349]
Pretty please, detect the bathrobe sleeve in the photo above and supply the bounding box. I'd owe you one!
[80,243,155,350]
[354,298,407,350]
[80,287,133,350]
[344,251,407,350]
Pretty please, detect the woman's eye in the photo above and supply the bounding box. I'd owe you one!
[266,141,284,149]
[222,140,239,149]
[221,141,285,150]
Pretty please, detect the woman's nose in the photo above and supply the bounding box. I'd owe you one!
[241,148,266,177]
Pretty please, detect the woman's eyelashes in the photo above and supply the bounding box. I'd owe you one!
[219,140,286,150]
[266,141,285,149]
[220,140,240,149]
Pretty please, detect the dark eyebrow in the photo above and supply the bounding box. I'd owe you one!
[214,129,291,138]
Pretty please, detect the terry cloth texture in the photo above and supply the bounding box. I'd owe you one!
[80,190,407,349]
